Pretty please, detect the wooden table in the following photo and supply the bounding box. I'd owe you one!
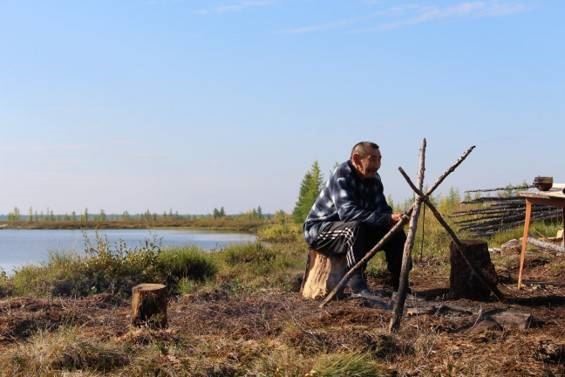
[517,190,565,288]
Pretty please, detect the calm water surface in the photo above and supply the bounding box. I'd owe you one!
[0,229,256,273]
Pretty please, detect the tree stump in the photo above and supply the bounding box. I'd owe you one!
[131,283,168,328]
[449,240,498,300]
[301,249,348,300]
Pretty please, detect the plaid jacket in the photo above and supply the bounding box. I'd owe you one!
[303,160,392,246]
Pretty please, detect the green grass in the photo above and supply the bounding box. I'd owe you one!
[217,242,307,291]
[487,220,562,247]
[308,352,386,377]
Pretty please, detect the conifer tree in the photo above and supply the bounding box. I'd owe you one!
[292,161,323,224]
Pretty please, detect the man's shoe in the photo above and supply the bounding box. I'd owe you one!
[347,272,368,293]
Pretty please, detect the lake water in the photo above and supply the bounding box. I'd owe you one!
[0,229,256,273]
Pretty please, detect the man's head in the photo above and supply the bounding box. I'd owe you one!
[350,141,381,179]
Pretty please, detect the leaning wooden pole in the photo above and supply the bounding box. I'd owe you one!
[389,139,427,332]
[426,146,475,195]
[398,168,505,301]
[319,145,476,308]
[319,216,410,308]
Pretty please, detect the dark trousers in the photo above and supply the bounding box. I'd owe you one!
[310,221,408,287]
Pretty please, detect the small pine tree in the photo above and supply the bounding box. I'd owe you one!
[293,161,323,224]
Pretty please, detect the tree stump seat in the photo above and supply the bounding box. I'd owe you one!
[301,249,348,300]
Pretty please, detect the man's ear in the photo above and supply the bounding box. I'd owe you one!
[351,153,361,166]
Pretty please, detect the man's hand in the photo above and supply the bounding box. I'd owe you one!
[391,213,403,224]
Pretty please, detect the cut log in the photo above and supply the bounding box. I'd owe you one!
[301,249,347,300]
[131,283,168,328]
[525,237,565,254]
[449,240,498,301]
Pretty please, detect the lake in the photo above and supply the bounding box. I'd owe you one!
[0,229,256,273]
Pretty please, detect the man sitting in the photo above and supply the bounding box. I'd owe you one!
[303,141,408,297]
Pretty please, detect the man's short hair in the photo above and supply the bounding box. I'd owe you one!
[350,141,379,159]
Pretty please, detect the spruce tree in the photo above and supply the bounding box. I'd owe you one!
[292,161,323,224]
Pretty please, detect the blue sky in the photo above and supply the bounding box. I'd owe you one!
[1,0,563,215]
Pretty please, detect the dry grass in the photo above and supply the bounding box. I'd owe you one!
[0,327,129,376]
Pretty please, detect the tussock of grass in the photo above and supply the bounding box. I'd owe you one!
[250,344,308,377]
[119,346,183,377]
[0,327,129,376]
[307,352,386,377]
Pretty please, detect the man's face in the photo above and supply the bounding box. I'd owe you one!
[353,148,382,179]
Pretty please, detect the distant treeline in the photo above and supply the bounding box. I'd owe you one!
[0,206,274,232]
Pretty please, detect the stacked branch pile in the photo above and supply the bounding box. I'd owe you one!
[452,187,562,237]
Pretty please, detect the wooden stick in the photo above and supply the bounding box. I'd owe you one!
[426,145,475,195]
[319,144,476,308]
[398,168,505,301]
[464,185,532,193]
[389,139,426,333]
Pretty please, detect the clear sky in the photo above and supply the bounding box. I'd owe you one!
[1,0,564,215]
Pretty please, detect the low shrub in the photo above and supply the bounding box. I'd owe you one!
[9,240,218,298]
[257,223,302,242]
[222,243,277,266]
[157,247,218,291]
[0,268,13,297]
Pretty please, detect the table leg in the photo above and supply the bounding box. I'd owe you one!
[518,200,532,289]
[562,208,565,249]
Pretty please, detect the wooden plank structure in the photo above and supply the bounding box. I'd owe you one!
[453,185,565,238]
